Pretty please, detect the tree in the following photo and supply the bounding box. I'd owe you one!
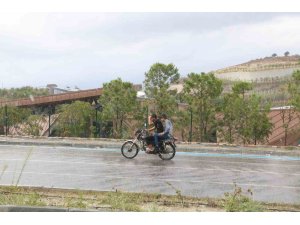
[279,107,296,146]
[183,72,223,142]
[219,84,272,145]
[100,78,138,138]
[0,86,49,100]
[232,81,253,99]
[173,108,190,142]
[272,53,277,57]
[230,81,253,144]
[56,101,93,137]
[288,70,300,110]
[245,95,273,145]
[0,106,31,134]
[284,51,290,57]
[144,63,180,116]
[219,93,242,143]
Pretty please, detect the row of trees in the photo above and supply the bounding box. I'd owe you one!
[272,51,290,57]
[96,63,275,144]
[1,65,299,145]
[0,86,49,100]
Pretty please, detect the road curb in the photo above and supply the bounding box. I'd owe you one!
[0,205,109,212]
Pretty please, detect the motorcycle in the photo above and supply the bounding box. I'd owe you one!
[121,129,176,160]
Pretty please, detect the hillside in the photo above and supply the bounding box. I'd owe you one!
[214,55,300,106]
[213,55,300,83]
[171,55,300,107]
[214,55,300,75]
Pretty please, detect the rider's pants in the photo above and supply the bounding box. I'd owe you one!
[154,132,169,148]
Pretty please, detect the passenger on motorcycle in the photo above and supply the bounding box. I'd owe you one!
[153,113,173,151]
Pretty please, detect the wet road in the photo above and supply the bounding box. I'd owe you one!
[0,144,299,204]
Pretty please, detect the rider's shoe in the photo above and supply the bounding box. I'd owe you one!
[146,148,154,154]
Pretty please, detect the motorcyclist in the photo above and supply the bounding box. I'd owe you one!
[145,113,164,153]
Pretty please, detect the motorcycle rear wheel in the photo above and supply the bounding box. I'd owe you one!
[158,143,176,160]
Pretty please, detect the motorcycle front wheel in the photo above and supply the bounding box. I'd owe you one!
[121,141,139,159]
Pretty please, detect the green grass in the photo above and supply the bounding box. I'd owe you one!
[0,186,299,212]
[223,184,263,212]
[102,191,142,211]
[0,186,45,207]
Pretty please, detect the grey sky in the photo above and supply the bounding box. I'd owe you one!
[1,12,300,89]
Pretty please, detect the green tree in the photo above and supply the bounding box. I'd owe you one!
[245,95,273,145]
[100,78,138,138]
[173,108,190,142]
[278,107,296,146]
[219,93,242,143]
[56,101,93,137]
[144,63,180,115]
[288,70,300,110]
[232,81,253,99]
[0,106,31,134]
[183,72,223,142]
[0,86,49,100]
[220,83,272,145]
[230,81,253,144]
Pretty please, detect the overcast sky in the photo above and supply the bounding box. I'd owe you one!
[1,12,300,89]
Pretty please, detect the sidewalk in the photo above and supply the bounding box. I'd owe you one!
[0,135,300,157]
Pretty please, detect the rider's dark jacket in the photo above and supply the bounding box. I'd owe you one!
[153,119,164,133]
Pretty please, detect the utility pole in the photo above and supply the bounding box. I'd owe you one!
[145,104,149,128]
[189,108,193,143]
[95,108,98,138]
[4,105,8,136]
[48,112,51,137]
[48,106,54,137]
[92,100,102,138]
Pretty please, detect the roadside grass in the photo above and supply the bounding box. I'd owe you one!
[285,146,300,151]
[0,186,45,207]
[101,191,142,211]
[166,182,186,207]
[223,184,263,212]
[0,186,220,211]
[64,192,88,209]
[0,186,299,212]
